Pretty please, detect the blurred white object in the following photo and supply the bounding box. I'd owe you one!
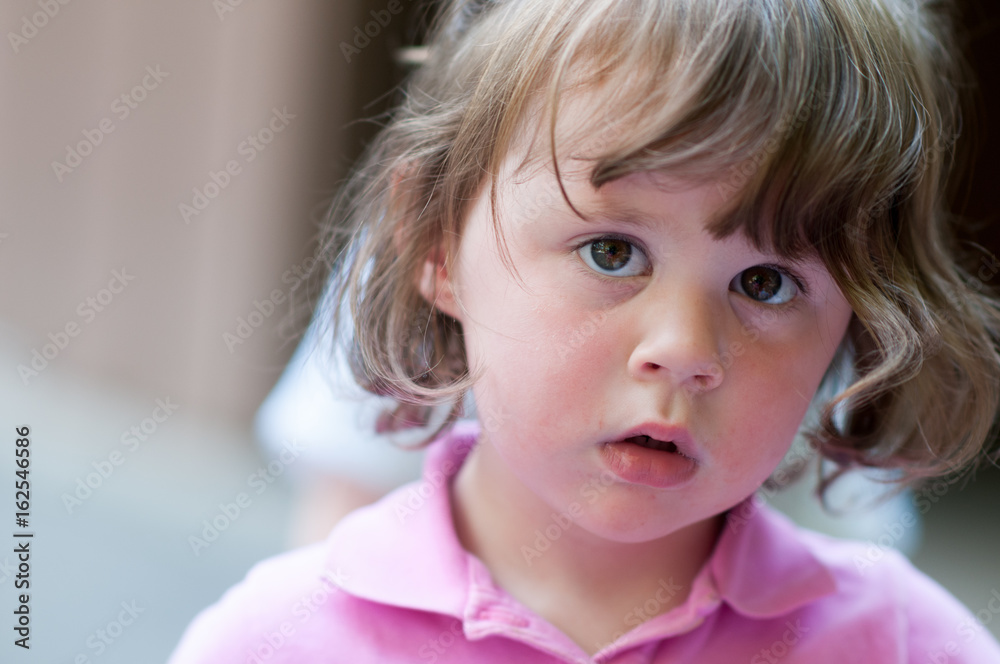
[764,356,922,556]
[766,459,922,556]
[254,315,440,494]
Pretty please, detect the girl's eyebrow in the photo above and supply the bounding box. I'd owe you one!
[566,197,665,233]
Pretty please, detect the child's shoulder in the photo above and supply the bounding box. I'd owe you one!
[784,515,1000,662]
[168,426,477,663]
[167,538,350,663]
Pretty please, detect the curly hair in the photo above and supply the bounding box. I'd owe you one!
[320,0,1000,496]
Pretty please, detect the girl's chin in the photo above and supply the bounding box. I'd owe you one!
[562,501,719,546]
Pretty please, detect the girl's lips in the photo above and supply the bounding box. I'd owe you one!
[600,439,698,489]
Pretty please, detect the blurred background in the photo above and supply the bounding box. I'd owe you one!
[0,0,998,661]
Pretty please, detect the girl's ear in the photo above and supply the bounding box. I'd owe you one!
[416,247,462,321]
[387,162,463,321]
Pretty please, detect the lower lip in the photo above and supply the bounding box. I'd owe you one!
[599,441,698,488]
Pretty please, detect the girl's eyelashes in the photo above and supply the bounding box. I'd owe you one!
[576,235,650,278]
[729,264,806,305]
[575,235,809,307]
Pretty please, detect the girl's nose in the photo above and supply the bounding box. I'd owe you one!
[627,291,725,394]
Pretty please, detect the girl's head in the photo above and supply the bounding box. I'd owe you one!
[325,0,1000,503]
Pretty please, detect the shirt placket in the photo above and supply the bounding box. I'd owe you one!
[460,555,726,664]
[462,557,598,663]
[593,587,724,664]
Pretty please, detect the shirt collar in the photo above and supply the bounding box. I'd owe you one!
[710,495,838,617]
[325,420,480,617]
[324,421,837,623]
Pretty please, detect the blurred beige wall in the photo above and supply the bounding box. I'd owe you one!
[1,0,414,423]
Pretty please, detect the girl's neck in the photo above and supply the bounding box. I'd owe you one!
[451,439,724,655]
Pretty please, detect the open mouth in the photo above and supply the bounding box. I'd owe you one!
[602,433,699,488]
[623,435,680,454]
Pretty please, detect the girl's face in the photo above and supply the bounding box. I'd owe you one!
[430,146,854,543]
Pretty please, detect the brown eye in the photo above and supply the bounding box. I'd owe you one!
[579,237,649,277]
[734,266,796,304]
[592,239,631,270]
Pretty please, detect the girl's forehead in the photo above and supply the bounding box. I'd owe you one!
[495,144,820,269]
[494,84,807,250]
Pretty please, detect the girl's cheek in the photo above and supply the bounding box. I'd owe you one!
[538,306,621,372]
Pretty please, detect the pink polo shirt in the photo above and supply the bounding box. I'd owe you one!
[169,421,1000,663]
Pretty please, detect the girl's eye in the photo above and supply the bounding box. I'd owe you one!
[731,265,797,304]
[578,237,650,277]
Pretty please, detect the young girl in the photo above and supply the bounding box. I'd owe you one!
[170,0,1000,661]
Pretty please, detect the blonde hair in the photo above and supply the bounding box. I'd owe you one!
[322,0,1000,493]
